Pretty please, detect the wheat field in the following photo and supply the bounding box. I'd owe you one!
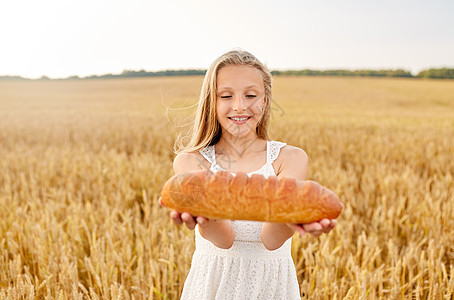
[0,76,453,299]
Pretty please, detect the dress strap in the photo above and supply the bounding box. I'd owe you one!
[201,141,286,168]
[199,145,216,165]
[267,140,287,164]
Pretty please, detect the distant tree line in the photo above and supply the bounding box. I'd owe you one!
[0,75,30,80]
[271,69,414,77]
[415,68,454,79]
[1,68,453,80]
[0,69,206,81]
[271,68,454,79]
[78,69,207,79]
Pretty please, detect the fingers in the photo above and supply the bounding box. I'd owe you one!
[181,212,197,230]
[301,219,338,237]
[172,212,209,230]
[170,211,183,225]
[160,196,202,230]
[196,216,209,227]
[319,218,330,229]
[303,224,323,237]
[328,219,337,231]
[158,196,165,207]
[286,223,306,236]
[167,203,209,231]
[302,222,323,232]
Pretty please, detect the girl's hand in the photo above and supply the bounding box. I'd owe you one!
[171,211,210,230]
[158,196,210,230]
[286,219,337,237]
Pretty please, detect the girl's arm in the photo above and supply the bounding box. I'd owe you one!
[166,153,235,249]
[260,146,336,251]
[260,147,308,250]
[190,217,235,249]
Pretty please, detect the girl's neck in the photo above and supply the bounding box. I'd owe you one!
[216,135,267,159]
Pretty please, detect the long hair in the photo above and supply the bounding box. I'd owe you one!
[173,49,272,155]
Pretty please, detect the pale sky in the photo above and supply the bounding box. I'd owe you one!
[1,0,453,79]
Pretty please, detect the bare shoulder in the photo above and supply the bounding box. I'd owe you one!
[275,144,308,181]
[173,151,211,175]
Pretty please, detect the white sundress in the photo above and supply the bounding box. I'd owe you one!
[180,140,301,300]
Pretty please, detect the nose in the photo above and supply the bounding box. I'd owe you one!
[232,95,246,112]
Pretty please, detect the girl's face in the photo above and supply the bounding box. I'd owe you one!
[216,64,266,140]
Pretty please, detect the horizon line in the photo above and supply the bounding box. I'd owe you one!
[1,66,454,80]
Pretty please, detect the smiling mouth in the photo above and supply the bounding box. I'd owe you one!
[228,116,252,122]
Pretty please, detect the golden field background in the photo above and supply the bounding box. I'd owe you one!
[0,76,453,299]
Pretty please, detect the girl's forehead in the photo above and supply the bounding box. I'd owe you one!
[217,65,264,88]
[218,64,261,75]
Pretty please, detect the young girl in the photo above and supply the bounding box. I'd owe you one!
[160,49,337,299]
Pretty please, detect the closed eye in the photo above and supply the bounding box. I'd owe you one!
[246,95,257,98]
[220,96,232,99]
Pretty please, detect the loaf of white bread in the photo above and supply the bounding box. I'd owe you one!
[160,170,343,223]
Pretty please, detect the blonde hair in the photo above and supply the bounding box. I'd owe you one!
[173,49,272,155]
